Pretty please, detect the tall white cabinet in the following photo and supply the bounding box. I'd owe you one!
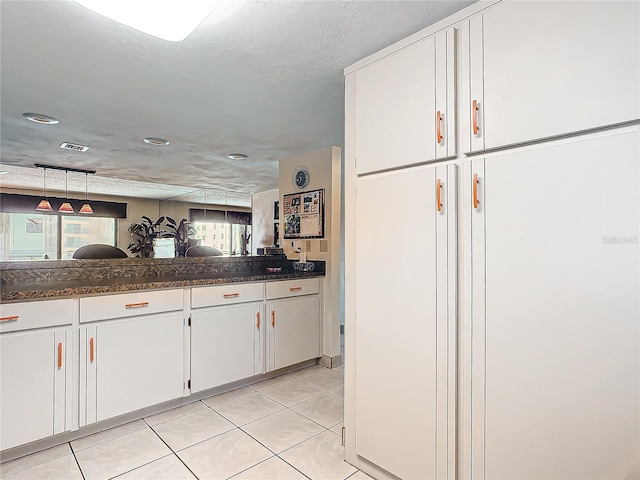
[344,1,640,479]
[462,131,639,479]
[354,164,456,479]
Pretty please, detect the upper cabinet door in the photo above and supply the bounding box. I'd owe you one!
[435,28,456,160]
[354,36,437,174]
[463,0,640,153]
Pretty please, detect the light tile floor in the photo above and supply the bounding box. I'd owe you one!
[0,362,372,480]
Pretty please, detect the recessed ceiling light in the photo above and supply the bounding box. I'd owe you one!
[23,113,60,125]
[0,171,8,175]
[228,153,248,160]
[143,137,170,146]
[74,0,220,42]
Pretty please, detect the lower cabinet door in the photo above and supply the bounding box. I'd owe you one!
[0,329,70,450]
[268,296,320,371]
[82,313,184,423]
[190,303,262,393]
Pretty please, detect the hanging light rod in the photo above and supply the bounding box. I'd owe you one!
[34,163,96,175]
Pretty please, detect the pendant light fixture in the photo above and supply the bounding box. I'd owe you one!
[58,171,75,213]
[79,172,94,214]
[35,167,53,212]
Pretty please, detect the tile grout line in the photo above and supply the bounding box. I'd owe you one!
[68,442,87,480]
[141,418,201,480]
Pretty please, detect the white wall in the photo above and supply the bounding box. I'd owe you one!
[278,146,342,362]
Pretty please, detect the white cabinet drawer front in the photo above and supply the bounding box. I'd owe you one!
[80,289,183,323]
[265,278,320,300]
[191,282,263,308]
[0,299,73,333]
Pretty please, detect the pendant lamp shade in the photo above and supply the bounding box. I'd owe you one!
[36,167,53,212]
[79,203,94,214]
[58,171,75,213]
[79,173,94,214]
[36,199,53,212]
[59,202,74,213]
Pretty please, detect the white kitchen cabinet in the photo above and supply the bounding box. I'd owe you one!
[190,303,263,393]
[354,27,455,175]
[461,0,640,153]
[353,164,456,480]
[266,279,321,371]
[461,130,640,479]
[0,314,72,451]
[80,311,184,425]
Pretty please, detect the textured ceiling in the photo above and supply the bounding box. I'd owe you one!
[0,0,474,206]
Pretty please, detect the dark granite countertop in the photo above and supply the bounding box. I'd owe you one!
[0,256,325,302]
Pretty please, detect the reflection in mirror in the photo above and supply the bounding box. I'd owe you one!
[159,188,252,256]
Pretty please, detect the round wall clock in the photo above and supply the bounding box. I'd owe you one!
[293,166,310,190]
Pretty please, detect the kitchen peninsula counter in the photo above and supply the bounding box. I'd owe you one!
[0,255,325,302]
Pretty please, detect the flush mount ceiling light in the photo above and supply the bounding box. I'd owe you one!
[143,137,170,146]
[23,113,60,125]
[228,153,248,160]
[74,0,219,42]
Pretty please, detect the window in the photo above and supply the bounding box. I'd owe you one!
[61,216,116,259]
[189,208,252,255]
[0,213,58,261]
[0,213,116,261]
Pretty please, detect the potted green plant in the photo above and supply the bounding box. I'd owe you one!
[127,216,197,258]
[164,217,197,257]
[127,216,168,257]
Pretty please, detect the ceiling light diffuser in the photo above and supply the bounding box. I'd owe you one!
[228,153,248,160]
[74,0,219,42]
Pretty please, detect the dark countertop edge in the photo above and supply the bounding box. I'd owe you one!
[1,271,325,303]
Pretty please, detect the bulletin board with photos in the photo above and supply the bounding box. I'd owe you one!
[283,188,325,239]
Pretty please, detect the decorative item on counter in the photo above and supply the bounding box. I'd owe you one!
[127,216,196,257]
[257,247,284,255]
[292,261,315,272]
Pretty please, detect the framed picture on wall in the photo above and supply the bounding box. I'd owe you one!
[274,200,280,220]
[283,188,324,239]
